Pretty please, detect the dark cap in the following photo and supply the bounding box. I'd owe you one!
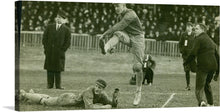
[57,10,67,19]
[186,22,193,27]
[96,79,107,88]
[144,54,152,61]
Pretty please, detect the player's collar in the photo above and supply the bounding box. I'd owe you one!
[121,8,129,16]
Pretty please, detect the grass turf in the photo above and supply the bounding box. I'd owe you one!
[17,47,219,111]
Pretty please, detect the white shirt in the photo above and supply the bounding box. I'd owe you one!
[56,23,62,30]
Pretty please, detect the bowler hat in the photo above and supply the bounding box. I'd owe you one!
[186,22,193,27]
[57,10,67,19]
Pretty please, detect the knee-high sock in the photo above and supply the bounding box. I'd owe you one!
[105,36,119,52]
[136,71,143,91]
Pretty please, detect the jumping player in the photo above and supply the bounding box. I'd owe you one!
[17,79,119,109]
[99,3,145,106]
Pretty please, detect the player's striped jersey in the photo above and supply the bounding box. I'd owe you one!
[105,8,144,36]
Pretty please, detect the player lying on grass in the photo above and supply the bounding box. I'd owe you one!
[17,79,119,109]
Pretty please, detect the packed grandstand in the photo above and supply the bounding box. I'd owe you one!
[17,2,219,42]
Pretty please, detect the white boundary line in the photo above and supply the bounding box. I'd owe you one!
[161,93,176,108]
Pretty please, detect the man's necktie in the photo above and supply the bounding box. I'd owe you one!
[56,24,61,30]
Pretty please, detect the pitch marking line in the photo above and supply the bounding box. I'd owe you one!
[161,93,176,108]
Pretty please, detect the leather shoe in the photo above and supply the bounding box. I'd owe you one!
[56,87,65,90]
[47,87,53,89]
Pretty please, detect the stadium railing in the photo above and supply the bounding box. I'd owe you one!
[18,31,181,57]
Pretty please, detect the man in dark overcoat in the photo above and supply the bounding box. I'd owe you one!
[179,22,196,90]
[42,10,71,89]
[184,23,219,106]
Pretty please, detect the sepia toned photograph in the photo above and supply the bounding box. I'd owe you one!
[15,0,219,111]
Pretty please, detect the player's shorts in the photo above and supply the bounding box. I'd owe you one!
[114,31,145,65]
[41,93,77,106]
[42,96,59,106]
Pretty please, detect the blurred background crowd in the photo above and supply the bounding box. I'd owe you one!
[17,1,219,42]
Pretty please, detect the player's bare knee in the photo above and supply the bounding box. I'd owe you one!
[133,63,142,73]
[113,31,124,39]
[113,31,123,36]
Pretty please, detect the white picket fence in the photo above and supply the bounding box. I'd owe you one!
[18,31,181,57]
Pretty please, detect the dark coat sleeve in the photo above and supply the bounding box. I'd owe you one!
[189,36,200,56]
[62,27,71,52]
[215,45,219,76]
[42,25,49,50]
[183,36,200,66]
[179,33,184,53]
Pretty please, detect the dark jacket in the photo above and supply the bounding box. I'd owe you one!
[185,32,218,72]
[214,26,219,45]
[179,31,195,59]
[142,55,156,70]
[42,23,71,71]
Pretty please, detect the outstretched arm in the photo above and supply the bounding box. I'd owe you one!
[87,104,112,109]
[83,88,119,109]
[179,33,184,54]
[83,90,113,109]
[83,96,112,109]
[42,25,49,51]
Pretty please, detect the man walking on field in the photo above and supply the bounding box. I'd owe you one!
[184,23,219,106]
[99,3,145,106]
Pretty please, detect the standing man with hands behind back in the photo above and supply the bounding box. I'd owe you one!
[42,10,71,90]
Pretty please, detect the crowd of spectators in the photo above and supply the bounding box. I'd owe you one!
[17,1,219,41]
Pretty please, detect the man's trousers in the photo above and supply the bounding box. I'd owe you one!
[195,70,214,106]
